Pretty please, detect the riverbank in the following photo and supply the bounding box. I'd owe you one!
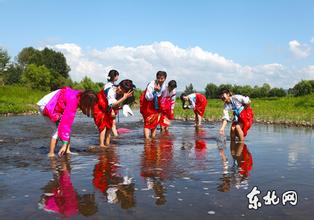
[173,94,314,127]
[1,86,313,127]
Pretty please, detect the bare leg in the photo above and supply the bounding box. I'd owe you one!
[48,138,58,157]
[104,129,111,146]
[235,124,244,142]
[144,128,151,139]
[112,120,118,137]
[99,128,106,147]
[230,124,236,141]
[66,142,72,153]
[197,114,202,126]
[151,128,157,138]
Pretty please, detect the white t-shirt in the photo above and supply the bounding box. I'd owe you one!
[104,82,114,90]
[145,80,166,101]
[186,93,197,109]
[106,87,118,106]
[37,89,60,113]
[222,95,250,121]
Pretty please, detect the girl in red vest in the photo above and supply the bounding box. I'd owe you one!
[219,89,254,141]
[140,71,167,139]
[93,79,135,147]
[180,93,207,127]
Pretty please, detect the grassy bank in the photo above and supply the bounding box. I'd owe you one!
[1,86,313,126]
[174,94,314,126]
[0,86,46,114]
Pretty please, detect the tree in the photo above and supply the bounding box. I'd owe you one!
[292,80,313,96]
[2,64,23,85]
[268,88,286,97]
[205,83,218,99]
[0,47,10,72]
[21,64,51,91]
[73,76,102,92]
[17,47,42,68]
[17,47,71,90]
[217,84,233,95]
[184,83,196,94]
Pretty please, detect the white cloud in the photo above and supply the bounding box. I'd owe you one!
[289,40,311,58]
[311,38,314,44]
[46,41,310,90]
[302,65,314,78]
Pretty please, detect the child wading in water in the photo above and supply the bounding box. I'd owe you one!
[140,71,167,139]
[104,70,120,137]
[180,93,207,127]
[93,79,135,147]
[37,87,98,157]
[219,89,254,141]
[160,80,177,132]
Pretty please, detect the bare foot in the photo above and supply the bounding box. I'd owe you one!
[47,152,55,157]
[99,144,109,148]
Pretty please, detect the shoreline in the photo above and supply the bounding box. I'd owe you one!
[1,111,313,128]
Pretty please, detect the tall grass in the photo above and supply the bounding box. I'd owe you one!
[0,85,46,114]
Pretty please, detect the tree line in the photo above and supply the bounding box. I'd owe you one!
[1,47,313,97]
[184,80,314,99]
[0,47,103,91]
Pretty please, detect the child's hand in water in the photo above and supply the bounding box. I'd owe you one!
[219,128,225,135]
[58,145,67,157]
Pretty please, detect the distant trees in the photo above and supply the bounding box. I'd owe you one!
[21,64,52,91]
[17,47,71,90]
[203,83,288,98]
[184,83,196,94]
[291,80,314,96]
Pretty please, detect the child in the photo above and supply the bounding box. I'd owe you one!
[104,70,120,136]
[219,89,254,141]
[93,79,135,147]
[37,87,98,157]
[140,71,167,139]
[160,80,177,131]
[180,92,207,126]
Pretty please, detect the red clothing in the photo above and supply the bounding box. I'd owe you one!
[194,93,207,117]
[140,90,162,129]
[159,97,174,127]
[232,105,254,137]
[239,144,253,177]
[93,90,114,132]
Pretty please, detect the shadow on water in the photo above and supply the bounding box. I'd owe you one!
[0,113,313,219]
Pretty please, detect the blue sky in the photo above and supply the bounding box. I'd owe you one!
[1,0,313,89]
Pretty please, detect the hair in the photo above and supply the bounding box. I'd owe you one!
[107,69,119,82]
[180,93,188,109]
[80,90,98,117]
[156,70,167,79]
[117,79,136,105]
[219,89,232,99]
[168,80,177,89]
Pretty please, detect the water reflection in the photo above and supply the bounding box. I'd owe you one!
[140,132,174,205]
[217,140,253,192]
[39,156,97,217]
[92,148,135,209]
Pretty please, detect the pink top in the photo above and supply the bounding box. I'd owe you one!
[41,87,81,142]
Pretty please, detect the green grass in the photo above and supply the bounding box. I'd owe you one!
[0,85,47,114]
[1,85,313,126]
[174,94,314,125]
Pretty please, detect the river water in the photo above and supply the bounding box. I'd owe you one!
[0,112,313,219]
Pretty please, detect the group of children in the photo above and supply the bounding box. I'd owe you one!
[37,70,254,157]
